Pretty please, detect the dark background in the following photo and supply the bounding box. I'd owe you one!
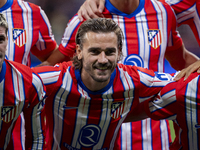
[28,0,200,73]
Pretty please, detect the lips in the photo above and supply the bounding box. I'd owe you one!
[93,63,111,70]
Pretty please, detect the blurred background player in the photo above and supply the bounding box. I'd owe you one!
[0,0,57,149]
[39,0,199,149]
[0,13,46,149]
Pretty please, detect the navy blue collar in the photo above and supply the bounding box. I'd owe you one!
[75,68,116,95]
[0,61,6,83]
[105,0,145,18]
[0,0,13,12]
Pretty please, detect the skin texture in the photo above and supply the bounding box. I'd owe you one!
[76,31,120,91]
[0,26,8,72]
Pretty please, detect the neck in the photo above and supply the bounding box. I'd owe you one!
[109,0,140,14]
[0,0,7,8]
[81,73,110,92]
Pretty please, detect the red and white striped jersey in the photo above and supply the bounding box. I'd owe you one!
[1,0,56,148]
[0,0,57,66]
[33,61,174,150]
[0,59,46,150]
[162,0,200,46]
[145,72,200,150]
[58,0,182,149]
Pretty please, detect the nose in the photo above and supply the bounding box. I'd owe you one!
[98,51,108,64]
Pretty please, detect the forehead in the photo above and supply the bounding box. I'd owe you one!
[82,31,118,47]
[0,26,6,36]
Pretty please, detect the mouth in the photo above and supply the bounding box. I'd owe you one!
[96,66,109,70]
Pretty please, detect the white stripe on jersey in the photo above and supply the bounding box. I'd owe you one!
[149,89,176,113]
[36,31,45,50]
[142,118,152,150]
[185,76,199,150]
[32,73,46,101]
[160,120,170,150]
[18,1,33,65]
[152,0,168,72]
[52,69,73,149]
[31,73,45,150]
[72,86,91,149]
[121,122,132,150]
[136,9,151,70]
[61,16,80,47]
[138,71,171,87]
[38,71,61,85]
[39,7,55,41]
[93,87,113,150]
[118,67,136,150]
[11,64,25,110]
[176,4,196,23]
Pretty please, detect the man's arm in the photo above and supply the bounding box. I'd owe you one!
[38,47,71,66]
[24,73,46,149]
[165,44,199,71]
[77,0,105,21]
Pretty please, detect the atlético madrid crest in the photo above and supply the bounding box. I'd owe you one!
[1,106,17,123]
[147,29,162,49]
[111,101,125,119]
[13,28,27,47]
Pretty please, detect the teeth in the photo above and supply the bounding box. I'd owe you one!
[98,67,107,70]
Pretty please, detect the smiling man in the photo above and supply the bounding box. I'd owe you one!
[33,18,175,150]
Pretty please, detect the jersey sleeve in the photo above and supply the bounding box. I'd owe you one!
[137,67,174,103]
[24,72,46,149]
[58,15,82,58]
[31,6,57,57]
[144,81,178,120]
[165,2,183,51]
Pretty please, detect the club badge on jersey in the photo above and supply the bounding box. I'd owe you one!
[147,29,162,49]
[111,101,125,119]
[1,105,17,123]
[13,28,27,47]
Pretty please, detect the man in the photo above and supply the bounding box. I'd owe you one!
[0,0,58,148]
[78,0,200,81]
[0,13,46,149]
[125,71,200,150]
[40,0,199,149]
[33,18,176,150]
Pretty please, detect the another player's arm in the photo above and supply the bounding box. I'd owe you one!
[38,47,71,66]
[31,7,58,63]
[165,44,199,71]
[24,73,46,149]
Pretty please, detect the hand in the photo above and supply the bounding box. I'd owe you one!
[174,59,200,81]
[77,0,105,21]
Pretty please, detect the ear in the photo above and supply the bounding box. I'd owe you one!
[76,44,82,60]
[117,49,121,62]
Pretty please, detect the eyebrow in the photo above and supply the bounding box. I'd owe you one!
[88,47,117,52]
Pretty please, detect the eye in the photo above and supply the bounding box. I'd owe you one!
[0,36,5,43]
[105,49,116,56]
[89,48,101,55]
